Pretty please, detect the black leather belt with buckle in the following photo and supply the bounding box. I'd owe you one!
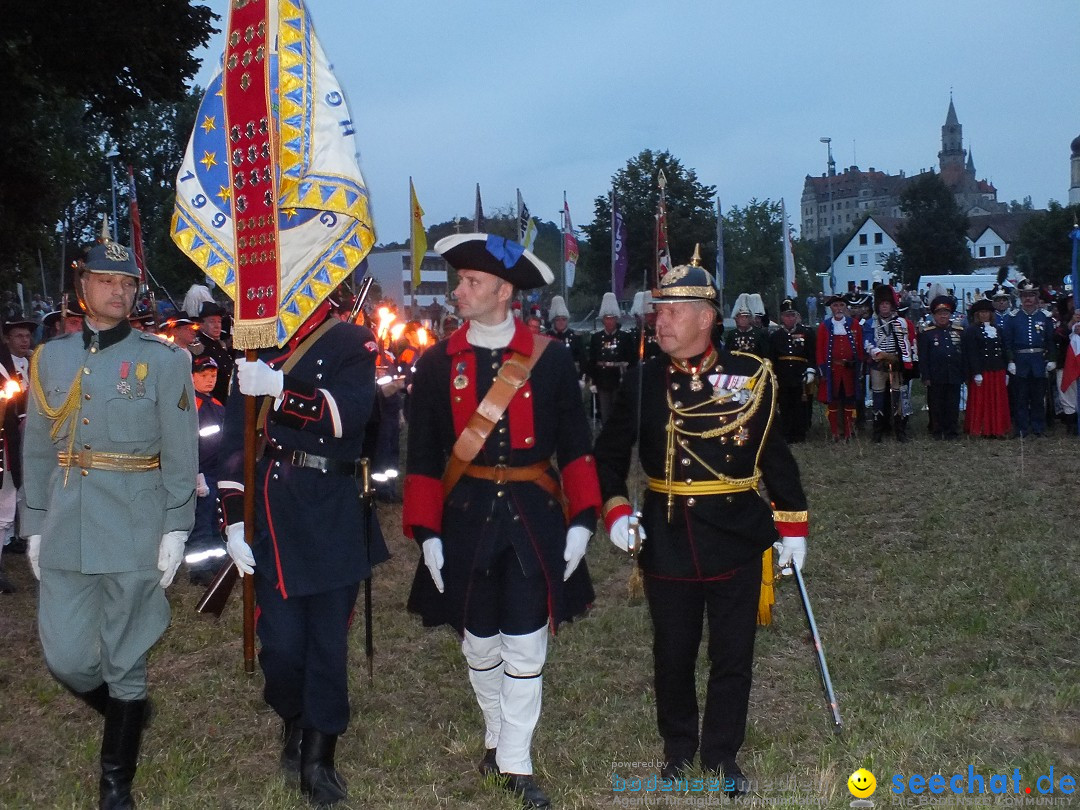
[264,445,363,477]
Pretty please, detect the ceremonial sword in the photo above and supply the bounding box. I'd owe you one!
[790,562,843,731]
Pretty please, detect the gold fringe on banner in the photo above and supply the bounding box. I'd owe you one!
[232,320,279,351]
[757,547,775,626]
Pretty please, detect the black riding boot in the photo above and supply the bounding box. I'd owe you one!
[99,697,147,810]
[894,415,909,443]
[69,682,110,716]
[871,412,887,442]
[300,729,347,807]
[281,716,303,776]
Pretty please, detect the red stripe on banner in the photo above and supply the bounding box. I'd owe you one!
[222,0,279,333]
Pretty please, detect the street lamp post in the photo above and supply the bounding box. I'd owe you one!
[820,137,835,294]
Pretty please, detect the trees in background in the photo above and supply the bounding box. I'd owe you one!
[0,1,217,295]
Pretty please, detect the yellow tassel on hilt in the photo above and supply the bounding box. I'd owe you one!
[757,547,775,626]
[628,564,644,600]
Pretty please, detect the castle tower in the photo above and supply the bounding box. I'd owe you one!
[938,97,966,172]
[1070,133,1080,205]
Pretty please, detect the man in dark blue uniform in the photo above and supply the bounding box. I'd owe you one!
[220,297,387,808]
[768,298,816,443]
[404,234,600,809]
[544,295,585,379]
[918,296,965,440]
[724,293,769,357]
[594,257,809,797]
[186,354,226,585]
[588,292,636,424]
[1002,280,1056,437]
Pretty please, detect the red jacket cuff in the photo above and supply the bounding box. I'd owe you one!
[562,454,601,518]
[403,474,443,539]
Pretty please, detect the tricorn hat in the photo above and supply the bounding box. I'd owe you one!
[547,295,570,320]
[823,294,846,307]
[2,317,37,334]
[969,298,994,317]
[435,234,553,290]
[196,301,227,319]
[162,312,197,329]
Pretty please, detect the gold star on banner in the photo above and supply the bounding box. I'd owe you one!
[200,115,216,134]
[217,185,232,203]
[200,151,217,171]
[282,208,298,219]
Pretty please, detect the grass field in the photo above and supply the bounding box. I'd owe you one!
[0,406,1077,809]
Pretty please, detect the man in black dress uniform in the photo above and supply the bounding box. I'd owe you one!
[918,295,965,440]
[768,298,816,442]
[404,234,600,809]
[594,256,809,796]
[588,292,636,424]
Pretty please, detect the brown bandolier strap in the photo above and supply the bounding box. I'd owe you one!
[58,450,160,472]
[441,334,552,497]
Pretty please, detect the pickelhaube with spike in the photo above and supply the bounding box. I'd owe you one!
[652,245,719,307]
[83,215,139,278]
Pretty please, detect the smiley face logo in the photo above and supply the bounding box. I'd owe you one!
[848,768,876,798]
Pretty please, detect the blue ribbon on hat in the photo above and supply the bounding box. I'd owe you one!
[485,235,525,269]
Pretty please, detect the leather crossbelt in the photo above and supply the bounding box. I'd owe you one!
[264,444,363,478]
[442,335,552,497]
[464,460,560,498]
[57,450,160,472]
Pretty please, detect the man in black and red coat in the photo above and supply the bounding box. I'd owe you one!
[404,234,600,809]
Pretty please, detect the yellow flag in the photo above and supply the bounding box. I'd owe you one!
[410,178,427,290]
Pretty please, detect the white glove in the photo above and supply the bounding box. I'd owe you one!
[1046,361,1056,373]
[803,368,816,383]
[157,530,188,588]
[974,374,983,386]
[422,537,444,593]
[563,526,591,581]
[226,522,255,576]
[588,384,598,394]
[27,534,41,580]
[235,358,284,398]
[608,514,646,553]
[1007,362,1017,375]
[196,472,210,497]
[774,536,807,576]
[983,324,997,339]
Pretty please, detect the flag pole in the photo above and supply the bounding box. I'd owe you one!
[562,191,568,302]
[609,189,615,294]
[409,177,416,319]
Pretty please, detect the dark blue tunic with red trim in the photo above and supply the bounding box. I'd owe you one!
[218,307,388,599]
[403,319,601,634]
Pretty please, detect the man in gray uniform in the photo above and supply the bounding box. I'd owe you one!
[23,224,198,810]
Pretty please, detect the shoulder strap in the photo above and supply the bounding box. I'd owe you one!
[441,334,552,497]
[256,317,340,432]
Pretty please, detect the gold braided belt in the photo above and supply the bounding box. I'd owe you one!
[646,475,759,496]
[57,450,160,472]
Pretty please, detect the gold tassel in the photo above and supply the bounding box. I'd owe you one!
[232,319,279,351]
[757,547,775,626]
[627,564,644,600]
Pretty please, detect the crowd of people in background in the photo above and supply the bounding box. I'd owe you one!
[2,271,1075,596]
